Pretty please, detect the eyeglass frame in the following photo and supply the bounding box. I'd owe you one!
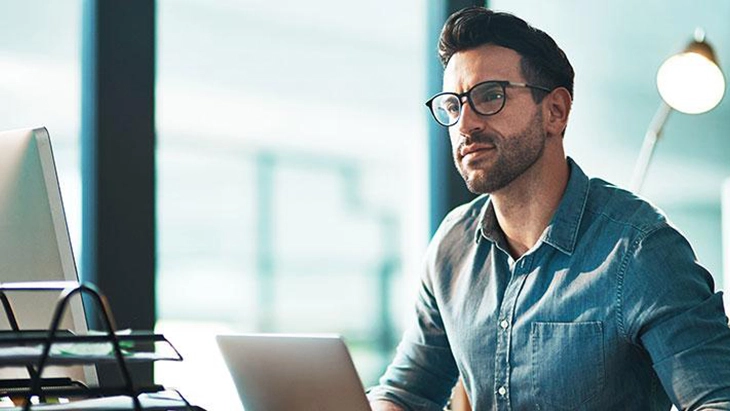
[425,80,554,127]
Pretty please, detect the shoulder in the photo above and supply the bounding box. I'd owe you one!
[583,177,668,236]
[433,194,488,242]
[423,195,488,275]
[417,195,490,300]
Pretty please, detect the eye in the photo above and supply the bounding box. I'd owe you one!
[473,86,504,104]
[484,91,504,102]
[444,101,460,114]
[435,95,460,115]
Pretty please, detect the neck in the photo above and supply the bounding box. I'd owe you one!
[490,148,569,259]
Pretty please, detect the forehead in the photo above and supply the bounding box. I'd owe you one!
[443,44,523,91]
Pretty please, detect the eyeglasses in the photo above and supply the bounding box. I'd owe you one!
[425,80,553,127]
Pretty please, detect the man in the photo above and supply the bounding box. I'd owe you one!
[368,7,730,410]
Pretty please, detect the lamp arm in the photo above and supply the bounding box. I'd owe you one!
[629,100,673,193]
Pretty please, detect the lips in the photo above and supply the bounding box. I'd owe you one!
[460,144,496,160]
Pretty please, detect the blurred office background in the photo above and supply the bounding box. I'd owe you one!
[1,1,729,409]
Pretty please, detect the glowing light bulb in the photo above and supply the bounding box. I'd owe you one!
[656,50,725,114]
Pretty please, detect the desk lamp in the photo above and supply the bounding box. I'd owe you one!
[629,28,726,193]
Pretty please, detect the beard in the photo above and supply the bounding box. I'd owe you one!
[454,109,546,194]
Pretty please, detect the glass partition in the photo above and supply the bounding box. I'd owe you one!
[156,1,428,408]
[0,1,83,263]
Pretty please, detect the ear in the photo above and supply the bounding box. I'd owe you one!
[543,87,572,137]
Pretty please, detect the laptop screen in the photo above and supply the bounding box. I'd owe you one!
[217,333,371,411]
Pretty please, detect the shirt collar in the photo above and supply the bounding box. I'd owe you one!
[475,157,589,256]
[541,157,589,255]
[474,197,499,244]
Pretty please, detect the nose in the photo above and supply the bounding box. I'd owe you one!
[455,100,484,140]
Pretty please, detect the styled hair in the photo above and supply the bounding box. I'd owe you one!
[438,7,574,102]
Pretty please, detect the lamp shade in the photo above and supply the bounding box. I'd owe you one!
[656,33,725,114]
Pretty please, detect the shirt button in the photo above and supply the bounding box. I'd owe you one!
[500,320,509,330]
[498,386,507,397]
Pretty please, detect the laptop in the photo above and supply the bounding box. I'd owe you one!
[216,334,371,411]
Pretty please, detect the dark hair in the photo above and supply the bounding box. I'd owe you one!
[439,7,574,102]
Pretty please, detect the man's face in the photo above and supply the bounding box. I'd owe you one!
[443,44,547,194]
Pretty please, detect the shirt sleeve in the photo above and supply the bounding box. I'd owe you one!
[367,221,461,410]
[620,223,730,409]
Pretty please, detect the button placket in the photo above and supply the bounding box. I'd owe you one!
[493,256,532,410]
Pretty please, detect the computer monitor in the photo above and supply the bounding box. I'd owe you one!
[0,126,96,384]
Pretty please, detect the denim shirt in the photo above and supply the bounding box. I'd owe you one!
[368,159,730,410]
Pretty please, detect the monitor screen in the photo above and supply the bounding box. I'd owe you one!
[0,127,96,384]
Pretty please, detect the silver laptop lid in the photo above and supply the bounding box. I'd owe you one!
[216,333,371,411]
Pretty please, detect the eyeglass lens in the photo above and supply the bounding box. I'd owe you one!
[431,82,506,126]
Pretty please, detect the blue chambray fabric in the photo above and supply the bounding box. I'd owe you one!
[368,158,730,410]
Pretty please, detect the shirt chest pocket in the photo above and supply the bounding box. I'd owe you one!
[530,321,605,410]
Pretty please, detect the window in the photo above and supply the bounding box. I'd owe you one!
[156,1,427,408]
[0,1,83,261]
